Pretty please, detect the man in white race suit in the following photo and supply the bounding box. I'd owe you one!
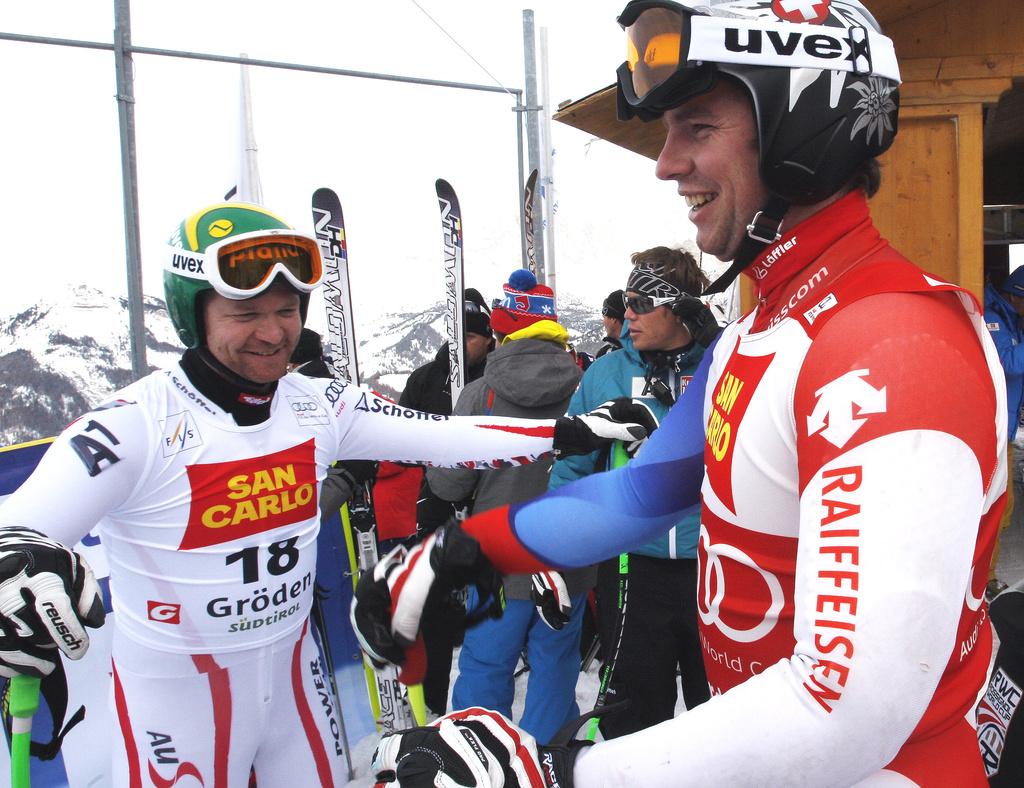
[0,202,649,787]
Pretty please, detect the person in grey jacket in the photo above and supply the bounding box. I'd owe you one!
[426,269,593,744]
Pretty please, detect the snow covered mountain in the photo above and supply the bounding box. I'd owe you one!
[0,287,182,446]
[0,286,606,446]
[359,295,607,397]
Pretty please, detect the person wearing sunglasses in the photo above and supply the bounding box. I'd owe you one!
[361,1,1006,785]
[0,203,654,786]
[549,246,718,744]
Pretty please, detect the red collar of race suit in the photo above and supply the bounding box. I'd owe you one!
[745,189,874,303]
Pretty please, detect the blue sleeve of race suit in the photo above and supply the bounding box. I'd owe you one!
[507,333,718,568]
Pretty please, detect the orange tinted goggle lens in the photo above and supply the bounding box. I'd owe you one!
[216,235,321,291]
[625,8,684,98]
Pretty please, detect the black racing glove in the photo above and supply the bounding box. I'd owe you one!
[675,296,722,347]
[351,521,504,684]
[0,527,105,678]
[553,398,658,457]
[372,708,591,787]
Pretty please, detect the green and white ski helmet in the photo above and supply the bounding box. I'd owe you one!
[163,202,320,348]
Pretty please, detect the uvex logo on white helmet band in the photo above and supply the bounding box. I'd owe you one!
[698,525,785,643]
[687,14,901,83]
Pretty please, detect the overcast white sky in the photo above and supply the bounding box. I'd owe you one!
[1,1,699,336]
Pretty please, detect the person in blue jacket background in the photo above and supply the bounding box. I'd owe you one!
[985,267,1024,598]
[549,245,719,738]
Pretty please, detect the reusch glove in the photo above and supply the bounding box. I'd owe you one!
[372,708,591,787]
[0,527,105,678]
[553,398,658,457]
[531,571,571,631]
[351,521,504,684]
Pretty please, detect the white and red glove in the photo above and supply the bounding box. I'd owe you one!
[531,571,572,631]
[351,523,504,684]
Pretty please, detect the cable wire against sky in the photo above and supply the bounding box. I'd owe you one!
[408,0,517,98]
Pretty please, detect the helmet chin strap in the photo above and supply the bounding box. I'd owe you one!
[702,195,790,296]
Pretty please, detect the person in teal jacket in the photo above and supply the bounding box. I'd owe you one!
[549,245,719,738]
[984,267,1024,598]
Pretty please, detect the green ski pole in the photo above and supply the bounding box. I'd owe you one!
[587,441,630,741]
[9,674,41,788]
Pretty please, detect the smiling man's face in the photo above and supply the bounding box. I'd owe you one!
[202,284,302,383]
[654,79,769,263]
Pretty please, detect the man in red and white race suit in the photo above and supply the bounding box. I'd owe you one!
[673,188,1005,785]
[398,188,1006,788]
[359,2,1009,783]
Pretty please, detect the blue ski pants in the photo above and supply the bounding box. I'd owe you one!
[452,588,587,745]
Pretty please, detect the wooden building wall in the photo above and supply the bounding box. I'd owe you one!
[868,0,1024,298]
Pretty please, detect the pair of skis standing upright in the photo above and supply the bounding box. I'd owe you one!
[310,172,633,749]
[309,179,472,743]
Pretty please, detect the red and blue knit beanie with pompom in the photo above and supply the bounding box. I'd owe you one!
[490,269,557,336]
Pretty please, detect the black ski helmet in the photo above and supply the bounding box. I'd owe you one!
[616,0,901,205]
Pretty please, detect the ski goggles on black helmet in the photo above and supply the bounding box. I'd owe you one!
[615,0,900,122]
[166,229,324,300]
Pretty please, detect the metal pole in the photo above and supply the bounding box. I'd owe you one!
[515,99,528,270]
[113,0,147,379]
[239,57,263,204]
[539,27,556,298]
[0,32,515,96]
[522,10,545,283]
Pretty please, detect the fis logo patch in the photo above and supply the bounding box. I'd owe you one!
[287,395,330,426]
[160,412,203,457]
[804,293,838,325]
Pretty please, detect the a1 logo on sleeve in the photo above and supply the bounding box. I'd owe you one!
[160,412,203,457]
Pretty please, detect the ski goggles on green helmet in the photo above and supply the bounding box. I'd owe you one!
[615,0,900,121]
[166,229,324,300]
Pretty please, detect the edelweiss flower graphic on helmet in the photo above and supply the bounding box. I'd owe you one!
[848,77,897,146]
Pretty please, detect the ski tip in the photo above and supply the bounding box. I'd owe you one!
[435,178,451,191]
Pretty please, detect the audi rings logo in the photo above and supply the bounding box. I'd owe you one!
[286,395,329,426]
[147,600,182,625]
[698,525,784,643]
